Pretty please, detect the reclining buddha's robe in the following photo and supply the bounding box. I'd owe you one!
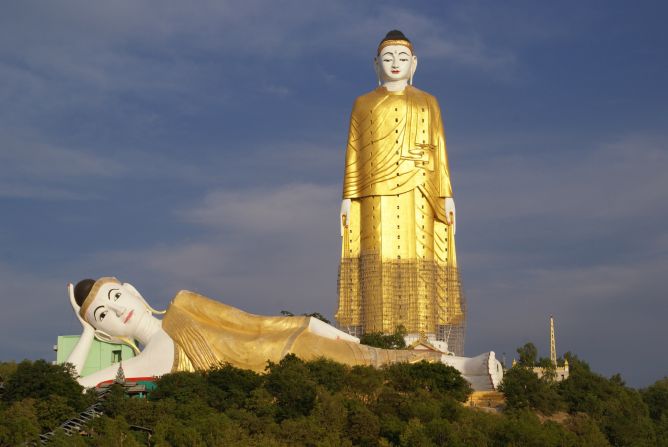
[162,291,441,373]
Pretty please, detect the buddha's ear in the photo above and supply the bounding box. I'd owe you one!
[94,330,140,355]
[94,329,121,344]
[410,55,418,85]
[122,282,166,315]
[373,57,381,86]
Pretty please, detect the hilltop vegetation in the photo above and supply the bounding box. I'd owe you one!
[0,349,667,446]
[501,344,668,446]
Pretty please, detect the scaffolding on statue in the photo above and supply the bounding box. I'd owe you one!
[337,252,466,356]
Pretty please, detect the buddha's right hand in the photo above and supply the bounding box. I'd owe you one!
[68,283,95,335]
[340,199,351,236]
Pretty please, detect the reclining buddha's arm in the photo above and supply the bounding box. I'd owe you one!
[75,329,175,388]
[65,283,95,376]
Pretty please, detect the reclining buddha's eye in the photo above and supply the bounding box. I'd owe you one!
[99,310,107,321]
[114,292,121,301]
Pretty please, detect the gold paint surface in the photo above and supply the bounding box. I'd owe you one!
[342,86,452,203]
[164,291,442,373]
[377,39,414,55]
[337,86,465,354]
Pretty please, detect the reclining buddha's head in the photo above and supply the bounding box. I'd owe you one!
[73,277,161,341]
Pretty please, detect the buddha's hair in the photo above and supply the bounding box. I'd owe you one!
[74,279,96,307]
[377,29,414,56]
[383,29,410,42]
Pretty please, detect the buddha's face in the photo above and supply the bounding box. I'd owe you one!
[84,282,148,338]
[376,44,416,83]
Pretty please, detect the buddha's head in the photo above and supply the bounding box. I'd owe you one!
[73,277,162,348]
[375,30,417,85]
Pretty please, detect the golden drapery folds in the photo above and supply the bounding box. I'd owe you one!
[337,86,466,355]
[163,291,442,374]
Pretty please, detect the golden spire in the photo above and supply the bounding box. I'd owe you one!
[550,315,557,366]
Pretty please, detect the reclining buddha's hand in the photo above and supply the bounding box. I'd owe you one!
[66,282,97,377]
[68,283,94,335]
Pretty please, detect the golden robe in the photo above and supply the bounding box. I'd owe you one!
[336,86,465,355]
[162,291,441,373]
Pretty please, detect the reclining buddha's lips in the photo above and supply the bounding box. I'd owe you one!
[392,70,400,74]
[123,310,134,324]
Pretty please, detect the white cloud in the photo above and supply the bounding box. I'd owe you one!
[185,183,338,233]
[458,132,668,222]
[0,1,520,98]
[0,134,124,179]
[454,130,668,384]
[0,131,126,199]
[0,263,77,360]
[67,182,340,313]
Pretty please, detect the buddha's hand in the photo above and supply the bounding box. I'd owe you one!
[68,283,95,335]
[406,148,425,159]
[340,199,351,236]
[445,197,456,235]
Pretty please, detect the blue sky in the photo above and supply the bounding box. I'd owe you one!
[0,1,666,387]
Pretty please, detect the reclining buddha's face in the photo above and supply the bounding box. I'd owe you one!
[84,282,148,339]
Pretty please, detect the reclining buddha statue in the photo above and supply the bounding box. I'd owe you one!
[66,277,502,391]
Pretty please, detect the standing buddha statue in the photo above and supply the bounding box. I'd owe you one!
[336,30,466,355]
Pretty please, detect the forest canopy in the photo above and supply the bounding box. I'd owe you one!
[0,350,666,446]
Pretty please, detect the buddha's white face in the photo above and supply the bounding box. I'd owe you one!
[376,44,417,83]
[84,282,148,338]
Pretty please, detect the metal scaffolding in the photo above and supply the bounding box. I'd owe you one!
[337,252,466,356]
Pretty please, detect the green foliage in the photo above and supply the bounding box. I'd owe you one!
[399,418,432,447]
[2,351,665,446]
[0,361,17,383]
[360,325,407,349]
[206,363,263,411]
[0,399,40,446]
[642,377,668,421]
[516,342,538,367]
[88,416,144,447]
[265,354,317,420]
[500,345,667,446]
[500,365,563,414]
[346,399,381,446]
[345,365,384,402]
[655,415,668,447]
[306,357,349,393]
[101,383,129,417]
[496,410,577,447]
[558,352,658,446]
[151,370,209,403]
[2,360,88,411]
[312,391,348,440]
[565,413,611,446]
[35,394,77,431]
[47,428,88,446]
[384,361,472,402]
